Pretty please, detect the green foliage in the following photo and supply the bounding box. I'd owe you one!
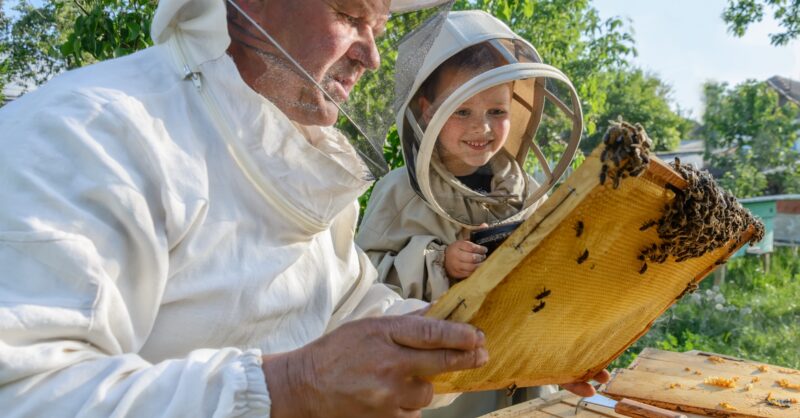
[723,0,800,46]
[612,247,800,370]
[718,156,769,198]
[60,0,156,67]
[0,0,155,91]
[702,80,800,196]
[583,69,693,153]
[0,5,8,99]
[455,0,636,139]
[0,0,74,89]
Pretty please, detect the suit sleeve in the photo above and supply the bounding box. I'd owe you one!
[0,94,270,417]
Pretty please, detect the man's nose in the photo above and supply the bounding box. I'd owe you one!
[347,26,381,71]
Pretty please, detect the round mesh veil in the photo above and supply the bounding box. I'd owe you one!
[225,0,455,180]
[396,11,583,229]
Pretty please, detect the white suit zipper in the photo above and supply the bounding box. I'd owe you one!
[170,34,328,234]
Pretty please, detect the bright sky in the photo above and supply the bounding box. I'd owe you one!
[592,0,800,121]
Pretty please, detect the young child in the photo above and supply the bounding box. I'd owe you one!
[357,17,544,302]
[357,10,571,416]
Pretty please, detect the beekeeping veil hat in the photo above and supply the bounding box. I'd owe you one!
[214,0,455,179]
[396,10,583,228]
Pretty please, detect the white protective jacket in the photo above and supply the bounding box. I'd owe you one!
[0,0,424,416]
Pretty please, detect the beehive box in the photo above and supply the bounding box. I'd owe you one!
[603,348,800,417]
[478,390,630,418]
[425,145,760,394]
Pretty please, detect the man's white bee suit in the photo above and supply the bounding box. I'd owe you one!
[0,0,451,416]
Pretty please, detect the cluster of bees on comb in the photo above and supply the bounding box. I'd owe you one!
[637,157,765,272]
[599,118,653,188]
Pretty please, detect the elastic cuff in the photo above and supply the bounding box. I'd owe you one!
[425,242,450,301]
[230,349,270,417]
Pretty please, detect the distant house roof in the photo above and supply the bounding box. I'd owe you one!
[656,140,706,168]
[767,75,800,106]
[667,139,704,154]
[739,194,800,204]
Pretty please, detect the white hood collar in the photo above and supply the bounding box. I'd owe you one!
[151,0,229,69]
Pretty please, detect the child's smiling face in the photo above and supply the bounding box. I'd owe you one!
[421,69,513,177]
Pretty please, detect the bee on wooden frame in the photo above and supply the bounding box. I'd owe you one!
[574,220,584,237]
[577,249,589,264]
[535,287,551,300]
[532,301,546,313]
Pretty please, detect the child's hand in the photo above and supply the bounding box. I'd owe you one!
[445,240,488,280]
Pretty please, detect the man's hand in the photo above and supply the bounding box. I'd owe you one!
[561,369,612,397]
[444,240,487,280]
[263,316,488,418]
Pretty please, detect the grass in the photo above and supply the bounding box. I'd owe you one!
[611,246,800,370]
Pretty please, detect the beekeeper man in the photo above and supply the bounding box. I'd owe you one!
[0,0,607,416]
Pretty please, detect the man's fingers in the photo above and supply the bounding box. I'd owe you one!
[461,241,488,255]
[406,346,489,376]
[389,316,485,351]
[396,409,422,418]
[592,369,611,384]
[457,251,485,264]
[561,381,597,398]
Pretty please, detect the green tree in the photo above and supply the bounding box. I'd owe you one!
[0,2,8,100]
[456,0,636,135]
[0,0,73,90]
[702,80,800,196]
[0,0,155,93]
[583,69,693,153]
[59,0,156,68]
[723,0,800,46]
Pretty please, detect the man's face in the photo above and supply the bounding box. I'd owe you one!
[228,0,390,126]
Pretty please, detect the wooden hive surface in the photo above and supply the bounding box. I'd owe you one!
[479,390,628,418]
[603,349,800,417]
[426,148,756,393]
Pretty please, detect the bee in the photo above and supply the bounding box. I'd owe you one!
[599,164,609,185]
[574,220,584,237]
[577,249,589,264]
[505,383,518,397]
[444,298,467,320]
[611,149,622,166]
[629,164,647,178]
[765,394,793,409]
[639,220,657,231]
[532,301,546,313]
[676,282,699,300]
[535,287,551,300]
[612,172,621,189]
[639,262,648,274]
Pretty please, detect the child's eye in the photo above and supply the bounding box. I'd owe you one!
[454,109,470,117]
[489,108,508,116]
